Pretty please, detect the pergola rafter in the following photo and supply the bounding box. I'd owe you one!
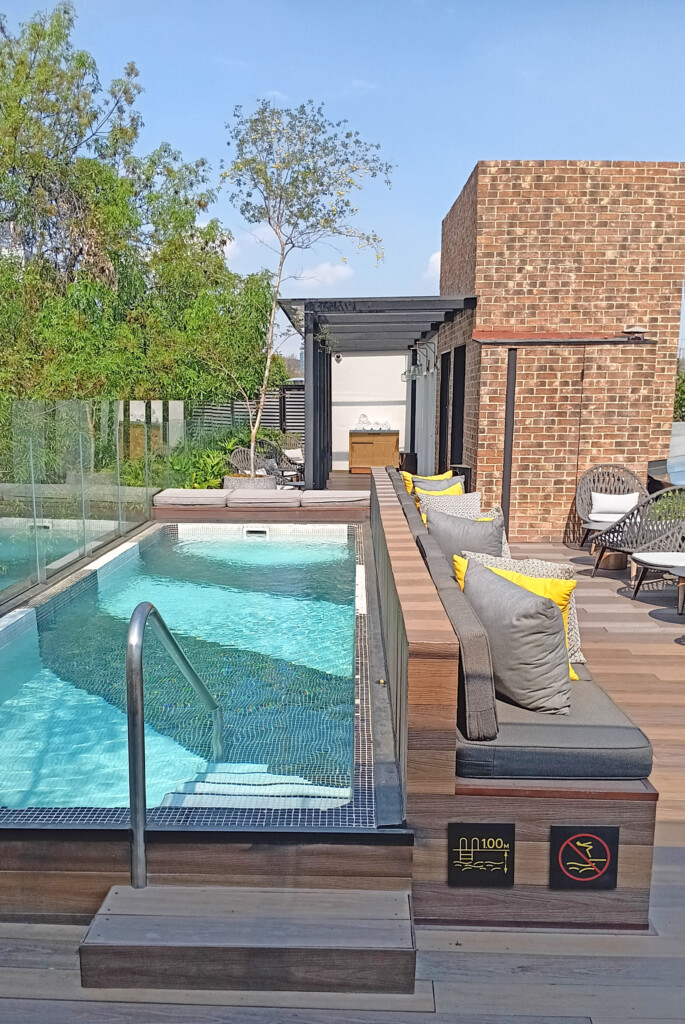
[279,295,476,488]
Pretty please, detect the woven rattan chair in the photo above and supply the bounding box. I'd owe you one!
[575,464,647,547]
[258,438,303,481]
[591,487,685,591]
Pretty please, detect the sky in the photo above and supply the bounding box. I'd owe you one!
[8,0,685,353]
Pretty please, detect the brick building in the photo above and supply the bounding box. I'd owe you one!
[433,160,685,541]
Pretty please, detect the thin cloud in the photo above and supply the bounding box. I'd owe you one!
[423,250,441,282]
[295,261,354,290]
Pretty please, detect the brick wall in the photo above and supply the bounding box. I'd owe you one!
[436,160,685,540]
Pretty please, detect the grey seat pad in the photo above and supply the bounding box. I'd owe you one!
[456,665,653,780]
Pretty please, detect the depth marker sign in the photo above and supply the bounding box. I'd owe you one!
[549,826,619,890]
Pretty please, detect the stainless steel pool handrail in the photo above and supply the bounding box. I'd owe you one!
[126,600,224,888]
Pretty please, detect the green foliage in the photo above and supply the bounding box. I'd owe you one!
[0,5,277,404]
[675,372,685,422]
[225,99,393,258]
[118,423,286,489]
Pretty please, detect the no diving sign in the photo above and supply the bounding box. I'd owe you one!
[549,826,619,890]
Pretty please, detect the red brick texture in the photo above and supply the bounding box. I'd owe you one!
[436,160,684,541]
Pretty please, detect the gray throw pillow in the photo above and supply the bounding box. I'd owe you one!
[462,560,571,714]
[412,474,465,493]
[463,550,585,665]
[425,506,505,560]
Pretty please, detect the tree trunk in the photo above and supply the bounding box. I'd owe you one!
[249,248,287,477]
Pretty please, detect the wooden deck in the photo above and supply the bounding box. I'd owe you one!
[2,543,684,1021]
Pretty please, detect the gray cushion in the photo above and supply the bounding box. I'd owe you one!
[416,533,498,741]
[300,490,370,506]
[456,665,653,779]
[153,488,229,507]
[463,549,585,665]
[462,560,571,714]
[425,506,505,560]
[226,490,301,506]
[412,474,465,493]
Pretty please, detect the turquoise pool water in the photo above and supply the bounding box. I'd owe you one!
[0,528,356,810]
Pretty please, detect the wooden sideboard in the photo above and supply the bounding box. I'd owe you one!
[349,430,400,473]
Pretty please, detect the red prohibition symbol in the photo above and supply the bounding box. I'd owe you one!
[558,832,611,882]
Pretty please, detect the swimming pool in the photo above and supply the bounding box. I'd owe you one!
[0,524,358,817]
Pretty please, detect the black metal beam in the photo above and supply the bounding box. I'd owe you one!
[293,296,471,314]
[501,347,517,533]
[304,310,315,490]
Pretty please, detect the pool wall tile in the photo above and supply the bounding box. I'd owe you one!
[0,607,37,650]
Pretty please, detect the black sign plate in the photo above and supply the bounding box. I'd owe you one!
[549,826,619,890]
[447,822,515,887]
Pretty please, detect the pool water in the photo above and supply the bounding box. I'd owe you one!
[0,528,357,810]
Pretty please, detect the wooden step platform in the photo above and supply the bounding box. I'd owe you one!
[79,885,416,994]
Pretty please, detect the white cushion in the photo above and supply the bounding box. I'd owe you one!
[591,491,640,516]
[587,512,623,524]
[633,551,685,568]
[283,448,304,463]
[153,488,228,507]
[300,490,370,506]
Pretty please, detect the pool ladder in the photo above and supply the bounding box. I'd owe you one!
[126,601,224,888]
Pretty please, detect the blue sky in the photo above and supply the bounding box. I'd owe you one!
[8,0,685,351]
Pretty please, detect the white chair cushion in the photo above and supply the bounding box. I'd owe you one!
[300,490,370,506]
[587,512,623,524]
[591,491,640,516]
[153,488,229,507]
[283,448,304,464]
[633,551,685,568]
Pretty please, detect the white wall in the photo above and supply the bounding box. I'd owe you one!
[331,352,407,470]
[414,347,437,476]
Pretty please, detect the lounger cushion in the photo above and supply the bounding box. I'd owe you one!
[226,490,301,506]
[632,551,685,568]
[425,505,505,559]
[456,665,653,779]
[462,560,571,714]
[153,488,229,507]
[300,490,370,506]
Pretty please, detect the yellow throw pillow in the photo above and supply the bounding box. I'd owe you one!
[401,469,453,494]
[489,567,579,681]
[421,512,427,526]
[452,558,578,682]
[414,481,464,509]
[453,554,469,590]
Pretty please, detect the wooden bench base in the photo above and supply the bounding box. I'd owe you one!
[409,777,657,930]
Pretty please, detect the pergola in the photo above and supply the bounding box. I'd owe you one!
[280,296,475,488]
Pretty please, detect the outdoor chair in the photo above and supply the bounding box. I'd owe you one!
[228,447,302,487]
[575,464,647,547]
[590,486,685,600]
[258,438,304,482]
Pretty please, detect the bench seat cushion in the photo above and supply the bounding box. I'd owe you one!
[226,490,301,506]
[153,488,229,507]
[300,490,370,506]
[456,665,653,780]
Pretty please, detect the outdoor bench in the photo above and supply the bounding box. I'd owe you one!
[377,468,657,930]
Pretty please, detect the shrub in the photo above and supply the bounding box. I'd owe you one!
[675,372,685,422]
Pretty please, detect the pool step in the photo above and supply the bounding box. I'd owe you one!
[161,763,351,810]
[79,884,416,993]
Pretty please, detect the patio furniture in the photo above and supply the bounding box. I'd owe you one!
[153,488,230,507]
[225,489,301,507]
[300,490,370,506]
[575,464,647,547]
[258,439,304,482]
[228,447,303,486]
[674,567,685,615]
[631,552,685,609]
[591,485,685,579]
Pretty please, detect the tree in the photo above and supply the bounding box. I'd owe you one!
[0,5,282,409]
[224,99,392,474]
